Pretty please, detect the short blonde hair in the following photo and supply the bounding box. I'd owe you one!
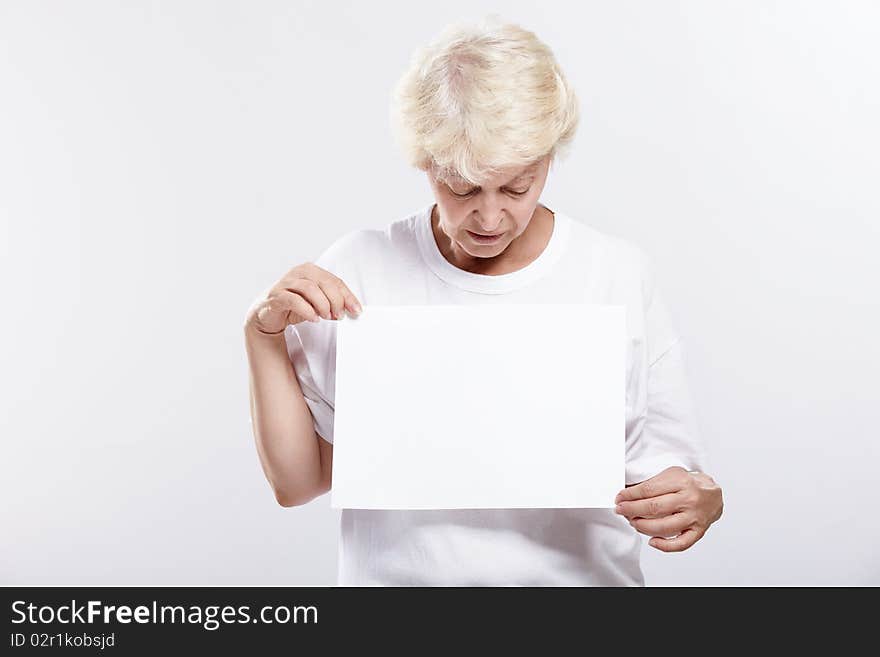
[390,16,579,185]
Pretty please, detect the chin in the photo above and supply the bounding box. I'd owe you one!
[461,242,507,258]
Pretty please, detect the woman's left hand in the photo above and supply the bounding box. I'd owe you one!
[614,466,723,552]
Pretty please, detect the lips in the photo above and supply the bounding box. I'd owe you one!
[467,230,503,243]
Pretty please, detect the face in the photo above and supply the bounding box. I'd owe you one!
[427,155,552,260]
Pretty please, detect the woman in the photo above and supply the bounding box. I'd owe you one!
[244,17,723,586]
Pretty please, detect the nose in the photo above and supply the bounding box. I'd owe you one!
[475,194,505,233]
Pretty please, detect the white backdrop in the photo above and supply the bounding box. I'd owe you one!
[2,0,877,586]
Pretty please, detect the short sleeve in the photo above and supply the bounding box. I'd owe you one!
[284,319,337,444]
[624,248,709,483]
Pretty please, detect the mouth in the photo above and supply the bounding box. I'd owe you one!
[466,230,504,244]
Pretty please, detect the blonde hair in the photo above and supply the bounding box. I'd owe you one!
[390,16,579,185]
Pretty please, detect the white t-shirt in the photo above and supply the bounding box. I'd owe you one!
[284,202,707,586]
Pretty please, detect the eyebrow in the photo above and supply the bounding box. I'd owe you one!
[451,166,537,188]
[507,172,535,185]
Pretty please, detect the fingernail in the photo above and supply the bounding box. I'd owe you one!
[614,505,623,514]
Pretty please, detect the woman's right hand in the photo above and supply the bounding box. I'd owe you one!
[244,262,363,336]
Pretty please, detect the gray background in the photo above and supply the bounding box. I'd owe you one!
[2,0,877,585]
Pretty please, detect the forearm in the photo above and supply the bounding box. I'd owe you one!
[244,324,323,505]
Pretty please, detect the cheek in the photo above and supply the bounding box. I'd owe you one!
[436,201,467,230]
[510,205,540,234]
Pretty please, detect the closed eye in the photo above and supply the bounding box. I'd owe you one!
[447,185,530,198]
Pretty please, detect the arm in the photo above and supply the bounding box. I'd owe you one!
[245,324,332,506]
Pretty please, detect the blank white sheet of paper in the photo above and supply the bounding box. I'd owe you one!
[330,304,625,510]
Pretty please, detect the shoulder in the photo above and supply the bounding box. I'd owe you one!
[559,213,681,366]
[310,206,429,288]
[563,213,655,293]
[317,207,426,263]
[315,227,388,269]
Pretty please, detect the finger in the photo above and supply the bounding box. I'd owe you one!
[275,290,320,324]
[314,277,346,321]
[298,263,363,318]
[335,278,363,317]
[649,529,702,553]
[615,492,686,520]
[629,513,694,539]
[284,279,332,320]
[313,272,362,318]
[615,467,690,503]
